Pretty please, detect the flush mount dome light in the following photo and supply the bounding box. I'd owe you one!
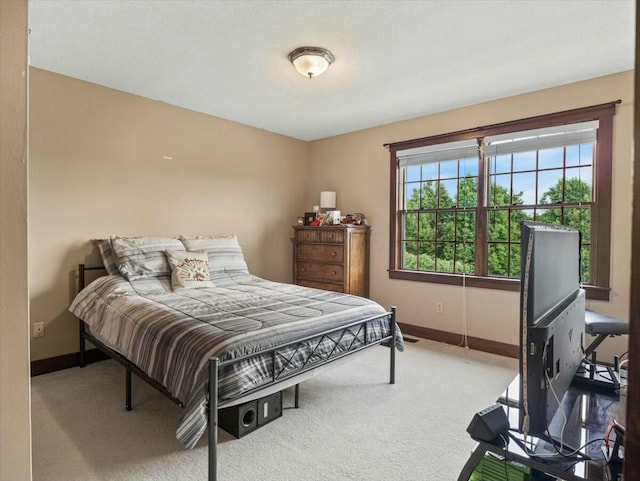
[288,46,335,79]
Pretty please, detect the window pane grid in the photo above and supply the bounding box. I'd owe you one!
[393,109,610,295]
[401,208,476,273]
[400,154,478,274]
[484,141,594,280]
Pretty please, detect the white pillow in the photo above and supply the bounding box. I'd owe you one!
[166,250,215,291]
[111,236,184,281]
[179,235,249,273]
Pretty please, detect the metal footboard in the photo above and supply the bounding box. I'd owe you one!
[206,306,397,481]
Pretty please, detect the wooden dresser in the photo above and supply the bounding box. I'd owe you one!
[292,225,370,298]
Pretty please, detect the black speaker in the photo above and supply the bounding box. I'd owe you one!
[466,403,510,444]
[218,400,258,438]
[257,391,282,426]
[218,391,283,438]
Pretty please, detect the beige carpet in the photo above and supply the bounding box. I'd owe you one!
[31,338,517,481]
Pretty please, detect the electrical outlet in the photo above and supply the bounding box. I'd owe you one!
[33,322,45,338]
[436,302,444,314]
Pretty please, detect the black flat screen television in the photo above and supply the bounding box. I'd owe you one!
[518,221,585,442]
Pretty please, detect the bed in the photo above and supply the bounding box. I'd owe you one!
[69,235,402,481]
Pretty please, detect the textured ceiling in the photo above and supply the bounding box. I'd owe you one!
[28,0,635,141]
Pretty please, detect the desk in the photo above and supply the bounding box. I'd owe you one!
[457,377,625,481]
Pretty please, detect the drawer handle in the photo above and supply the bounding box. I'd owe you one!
[301,267,306,272]
[332,271,337,276]
[331,251,337,257]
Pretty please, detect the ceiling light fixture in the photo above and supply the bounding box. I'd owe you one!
[288,46,335,79]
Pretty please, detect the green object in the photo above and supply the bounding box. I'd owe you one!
[469,452,531,481]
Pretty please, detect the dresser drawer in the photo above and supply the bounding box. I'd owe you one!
[296,244,344,263]
[296,262,344,282]
[295,229,345,244]
[296,280,344,293]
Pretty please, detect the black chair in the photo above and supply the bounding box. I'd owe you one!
[575,309,629,391]
[584,309,629,358]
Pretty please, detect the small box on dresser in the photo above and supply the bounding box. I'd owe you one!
[292,225,370,298]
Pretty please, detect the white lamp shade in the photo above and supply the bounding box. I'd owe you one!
[320,191,336,209]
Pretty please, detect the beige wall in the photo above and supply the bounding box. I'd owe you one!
[0,0,32,479]
[307,72,634,362]
[29,68,309,361]
[28,67,634,364]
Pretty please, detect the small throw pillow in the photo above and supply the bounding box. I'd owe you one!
[166,250,214,291]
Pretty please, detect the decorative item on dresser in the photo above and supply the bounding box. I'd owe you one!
[293,224,370,298]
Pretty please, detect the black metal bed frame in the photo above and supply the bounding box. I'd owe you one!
[77,264,397,481]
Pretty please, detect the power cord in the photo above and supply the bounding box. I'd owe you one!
[499,433,510,481]
[542,341,568,454]
[508,430,604,461]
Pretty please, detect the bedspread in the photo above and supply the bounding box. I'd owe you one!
[69,271,402,448]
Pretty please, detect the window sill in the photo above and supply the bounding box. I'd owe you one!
[387,269,610,301]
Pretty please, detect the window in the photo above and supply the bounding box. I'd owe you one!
[484,121,596,282]
[388,102,617,300]
[399,139,479,275]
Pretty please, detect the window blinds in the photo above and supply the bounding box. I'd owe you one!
[484,121,598,157]
[396,121,597,167]
[397,139,479,167]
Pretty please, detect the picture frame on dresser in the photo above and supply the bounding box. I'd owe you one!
[303,212,317,226]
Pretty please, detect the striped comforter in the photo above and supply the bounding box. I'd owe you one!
[69,271,402,448]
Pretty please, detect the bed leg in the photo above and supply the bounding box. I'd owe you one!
[208,357,219,481]
[78,264,86,368]
[294,383,300,408]
[125,366,132,411]
[78,321,86,368]
[390,306,397,385]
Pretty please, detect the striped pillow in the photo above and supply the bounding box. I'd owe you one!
[111,236,184,281]
[179,235,249,273]
[93,239,120,276]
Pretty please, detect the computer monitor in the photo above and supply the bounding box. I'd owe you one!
[518,221,585,441]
